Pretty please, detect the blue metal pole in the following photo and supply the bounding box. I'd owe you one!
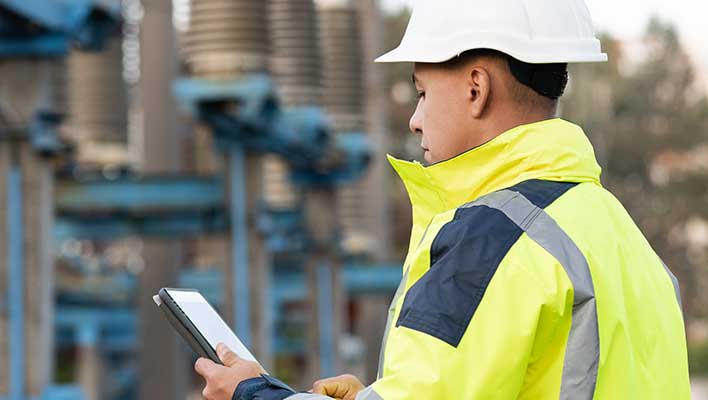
[230,147,251,347]
[317,262,334,376]
[8,163,24,400]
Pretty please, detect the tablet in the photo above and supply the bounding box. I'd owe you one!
[153,288,257,364]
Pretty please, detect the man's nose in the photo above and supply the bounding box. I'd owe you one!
[409,102,423,135]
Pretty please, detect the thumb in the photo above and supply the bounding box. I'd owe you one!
[194,357,219,378]
[216,343,241,367]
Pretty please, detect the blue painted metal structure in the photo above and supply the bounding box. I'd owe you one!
[40,385,86,400]
[229,147,251,347]
[174,77,328,164]
[54,264,401,352]
[56,307,136,350]
[173,74,372,359]
[0,0,119,35]
[2,1,377,396]
[317,263,335,376]
[50,132,372,382]
[56,175,224,213]
[30,111,71,157]
[53,167,338,249]
[7,163,24,400]
[48,264,401,398]
[0,385,89,400]
[174,76,371,184]
[55,210,229,240]
[54,174,228,239]
[55,177,228,238]
[0,0,121,55]
[258,208,307,254]
[0,1,122,398]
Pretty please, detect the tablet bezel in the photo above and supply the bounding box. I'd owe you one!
[157,288,222,364]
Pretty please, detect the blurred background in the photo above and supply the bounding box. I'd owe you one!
[0,0,707,399]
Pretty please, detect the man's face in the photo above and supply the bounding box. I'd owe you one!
[410,62,481,164]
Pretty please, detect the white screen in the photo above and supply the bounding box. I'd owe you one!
[167,289,257,363]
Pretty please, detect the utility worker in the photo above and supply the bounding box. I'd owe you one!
[194,0,691,398]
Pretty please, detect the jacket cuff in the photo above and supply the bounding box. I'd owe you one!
[232,374,296,400]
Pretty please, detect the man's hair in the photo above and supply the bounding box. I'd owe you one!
[441,49,565,114]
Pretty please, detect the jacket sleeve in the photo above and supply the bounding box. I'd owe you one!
[231,378,369,400]
[368,238,573,399]
[232,377,379,400]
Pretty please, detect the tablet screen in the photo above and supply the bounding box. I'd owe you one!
[166,289,257,363]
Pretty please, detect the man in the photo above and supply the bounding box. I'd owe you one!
[195,0,691,398]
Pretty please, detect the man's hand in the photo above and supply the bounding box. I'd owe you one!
[312,374,365,400]
[194,343,265,400]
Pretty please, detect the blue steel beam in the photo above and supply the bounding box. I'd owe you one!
[341,265,403,294]
[55,307,137,354]
[56,175,225,214]
[55,175,228,239]
[54,210,228,240]
[0,0,95,32]
[0,35,69,57]
[7,164,24,400]
[0,0,121,35]
[174,76,333,167]
[0,0,121,54]
[229,148,251,348]
[271,265,402,300]
[56,307,135,333]
[317,263,335,377]
[173,75,275,117]
[40,385,87,400]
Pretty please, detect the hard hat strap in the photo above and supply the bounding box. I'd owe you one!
[507,56,568,100]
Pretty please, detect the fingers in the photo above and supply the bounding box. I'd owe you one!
[312,379,326,394]
[312,377,347,398]
[194,357,218,378]
[312,379,334,395]
[216,343,241,367]
[312,374,365,400]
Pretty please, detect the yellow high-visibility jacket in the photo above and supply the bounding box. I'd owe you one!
[278,118,689,400]
[363,118,688,399]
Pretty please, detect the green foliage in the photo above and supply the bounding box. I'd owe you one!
[689,341,708,376]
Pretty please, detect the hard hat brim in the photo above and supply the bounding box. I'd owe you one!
[374,33,608,64]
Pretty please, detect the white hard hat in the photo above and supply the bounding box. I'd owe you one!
[375,0,607,64]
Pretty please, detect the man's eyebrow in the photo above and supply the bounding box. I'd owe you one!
[411,73,417,84]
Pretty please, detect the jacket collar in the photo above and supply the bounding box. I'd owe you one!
[389,118,602,249]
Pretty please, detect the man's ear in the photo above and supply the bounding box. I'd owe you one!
[468,66,492,119]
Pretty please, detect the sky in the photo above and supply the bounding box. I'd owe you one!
[381,0,708,91]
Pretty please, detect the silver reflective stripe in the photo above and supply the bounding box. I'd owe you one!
[284,386,383,400]
[660,260,682,309]
[463,189,599,400]
[356,386,385,400]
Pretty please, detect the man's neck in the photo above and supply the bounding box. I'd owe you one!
[480,108,558,144]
